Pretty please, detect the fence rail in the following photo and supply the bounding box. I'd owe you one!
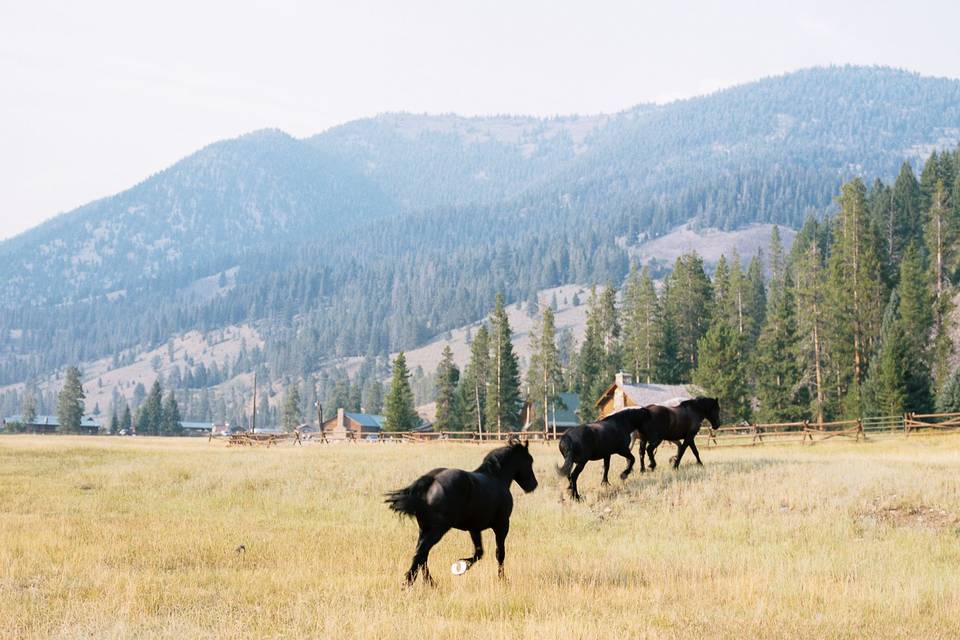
[219,411,960,447]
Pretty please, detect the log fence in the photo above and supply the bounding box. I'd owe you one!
[214,411,960,447]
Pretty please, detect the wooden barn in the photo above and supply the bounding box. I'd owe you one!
[321,408,386,441]
[594,372,696,418]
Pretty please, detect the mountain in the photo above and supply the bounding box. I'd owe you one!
[0,129,395,305]
[2,65,960,400]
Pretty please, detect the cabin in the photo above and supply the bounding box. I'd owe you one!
[180,421,214,437]
[1,414,101,435]
[321,408,386,441]
[520,392,582,435]
[594,372,695,418]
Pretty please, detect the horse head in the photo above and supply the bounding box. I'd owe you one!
[701,397,721,429]
[511,440,538,493]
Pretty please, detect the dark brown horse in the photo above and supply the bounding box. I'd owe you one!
[636,397,720,470]
[556,407,651,500]
[384,441,538,585]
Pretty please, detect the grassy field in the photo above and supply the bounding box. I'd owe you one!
[2,435,960,639]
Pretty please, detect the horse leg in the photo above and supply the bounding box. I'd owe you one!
[406,525,449,586]
[455,530,484,573]
[638,439,646,472]
[601,456,611,485]
[673,440,689,469]
[569,461,587,501]
[689,440,704,466]
[494,521,510,579]
[619,448,635,481]
[647,441,659,470]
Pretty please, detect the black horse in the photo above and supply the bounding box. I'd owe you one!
[556,407,651,501]
[384,441,538,586]
[636,397,720,471]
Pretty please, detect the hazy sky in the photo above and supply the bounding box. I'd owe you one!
[2,0,959,240]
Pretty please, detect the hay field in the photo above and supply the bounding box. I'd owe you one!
[2,435,960,639]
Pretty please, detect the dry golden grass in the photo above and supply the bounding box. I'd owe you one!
[2,434,960,639]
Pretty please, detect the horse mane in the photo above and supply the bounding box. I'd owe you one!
[678,397,718,411]
[475,442,524,474]
[599,406,647,422]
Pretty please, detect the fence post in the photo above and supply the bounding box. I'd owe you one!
[802,420,812,445]
[904,412,911,437]
[856,418,863,442]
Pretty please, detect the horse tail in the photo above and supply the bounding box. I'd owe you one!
[384,473,435,518]
[556,434,576,477]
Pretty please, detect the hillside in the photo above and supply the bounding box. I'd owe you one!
[2,66,960,416]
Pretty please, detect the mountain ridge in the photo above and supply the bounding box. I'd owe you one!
[2,65,960,394]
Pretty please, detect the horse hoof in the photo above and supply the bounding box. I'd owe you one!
[451,560,468,575]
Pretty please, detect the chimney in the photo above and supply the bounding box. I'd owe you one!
[337,407,345,427]
[615,371,633,387]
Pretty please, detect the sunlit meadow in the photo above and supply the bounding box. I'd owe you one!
[2,434,960,639]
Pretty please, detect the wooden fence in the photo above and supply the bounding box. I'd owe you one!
[216,411,960,447]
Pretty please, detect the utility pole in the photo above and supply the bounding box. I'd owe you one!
[315,398,328,444]
[251,370,257,434]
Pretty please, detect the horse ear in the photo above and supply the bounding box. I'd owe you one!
[523,439,529,449]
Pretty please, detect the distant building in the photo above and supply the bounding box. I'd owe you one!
[1,414,101,435]
[180,421,214,437]
[594,372,695,418]
[321,408,386,440]
[521,392,582,435]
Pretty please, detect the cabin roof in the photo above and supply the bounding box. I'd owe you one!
[595,383,694,408]
[552,392,581,426]
[180,421,214,430]
[344,413,386,429]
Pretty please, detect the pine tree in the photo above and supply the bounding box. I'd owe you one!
[56,366,85,433]
[622,266,660,384]
[434,345,462,431]
[363,378,384,415]
[864,292,909,416]
[896,243,934,412]
[121,404,132,433]
[891,161,923,264]
[575,287,607,419]
[21,389,37,425]
[384,352,418,432]
[161,391,182,435]
[924,179,956,388]
[826,178,886,417]
[936,367,960,413]
[792,217,829,423]
[139,380,163,435]
[526,306,564,434]
[753,271,802,423]
[712,256,732,321]
[660,253,713,380]
[485,294,522,434]
[282,384,302,432]
[742,254,767,350]
[109,409,119,435]
[460,324,490,434]
[692,318,748,423]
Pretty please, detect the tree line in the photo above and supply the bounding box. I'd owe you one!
[382,150,960,430]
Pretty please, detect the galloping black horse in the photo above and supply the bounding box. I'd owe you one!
[556,407,651,501]
[636,397,720,470]
[384,441,538,585]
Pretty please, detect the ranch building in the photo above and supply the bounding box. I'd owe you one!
[180,421,215,436]
[594,372,695,418]
[321,408,386,441]
[520,392,582,435]
[1,414,101,435]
